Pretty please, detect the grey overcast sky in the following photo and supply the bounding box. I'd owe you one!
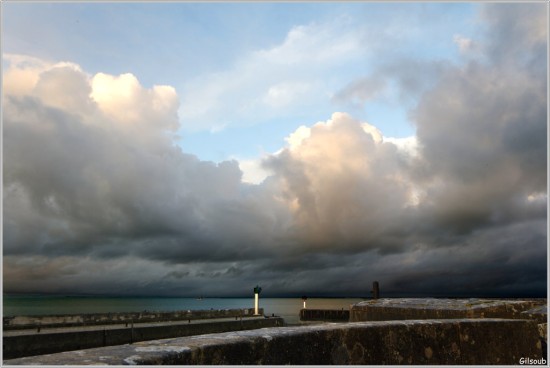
[2,2,548,297]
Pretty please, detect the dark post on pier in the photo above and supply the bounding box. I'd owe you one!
[372,281,380,299]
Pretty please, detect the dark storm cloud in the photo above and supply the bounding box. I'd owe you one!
[259,3,546,297]
[480,3,547,69]
[3,3,547,297]
[411,3,547,239]
[3,64,291,274]
[381,219,548,297]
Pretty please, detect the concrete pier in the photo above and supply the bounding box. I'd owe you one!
[3,316,282,359]
[3,308,261,330]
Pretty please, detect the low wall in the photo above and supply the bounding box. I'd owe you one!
[3,317,282,359]
[299,309,349,322]
[4,319,542,365]
[350,299,541,322]
[3,308,261,330]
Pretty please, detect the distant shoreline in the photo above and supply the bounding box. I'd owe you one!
[4,293,547,299]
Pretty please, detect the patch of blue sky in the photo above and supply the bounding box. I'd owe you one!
[177,116,309,163]
[364,102,416,139]
[4,3,342,81]
[3,1,479,163]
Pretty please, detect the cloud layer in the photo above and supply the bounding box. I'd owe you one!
[3,3,547,297]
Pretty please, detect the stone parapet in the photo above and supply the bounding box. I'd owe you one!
[4,319,542,365]
[299,309,350,322]
[350,298,543,322]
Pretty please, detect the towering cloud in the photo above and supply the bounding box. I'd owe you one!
[3,58,288,295]
[263,112,418,255]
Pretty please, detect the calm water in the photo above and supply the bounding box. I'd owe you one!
[3,295,364,324]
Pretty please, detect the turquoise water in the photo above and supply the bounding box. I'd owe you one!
[3,295,364,324]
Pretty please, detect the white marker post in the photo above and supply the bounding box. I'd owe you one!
[253,285,262,315]
[302,296,307,309]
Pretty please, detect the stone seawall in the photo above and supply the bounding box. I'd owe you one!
[4,319,542,365]
[299,309,350,322]
[3,317,282,359]
[349,299,541,322]
[3,308,261,330]
[349,298,547,360]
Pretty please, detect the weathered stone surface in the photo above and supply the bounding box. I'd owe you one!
[4,319,541,365]
[518,304,548,360]
[520,305,547,324]
[538,323,548,341]
[299,309,350,322]
[350,298,544,322]
[3,317,283,359]
[458,318,542,364]
[3,308,261,330]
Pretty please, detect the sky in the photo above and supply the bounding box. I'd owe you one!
[2,2,548,298]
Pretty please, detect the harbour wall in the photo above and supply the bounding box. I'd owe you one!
[4,318,543,365]
[299,308,349,322]
[349,299,541,322]
[3,308,261,330]
[349,298,547,360]
[3,316,282,359]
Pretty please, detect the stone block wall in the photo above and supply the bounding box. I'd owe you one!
[349,299,542,322]
[4,319,542,365]
[299,309,350,321]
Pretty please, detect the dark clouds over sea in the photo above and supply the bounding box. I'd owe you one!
[3,3,547,297]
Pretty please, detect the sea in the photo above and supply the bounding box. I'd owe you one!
[3,295,365,325]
